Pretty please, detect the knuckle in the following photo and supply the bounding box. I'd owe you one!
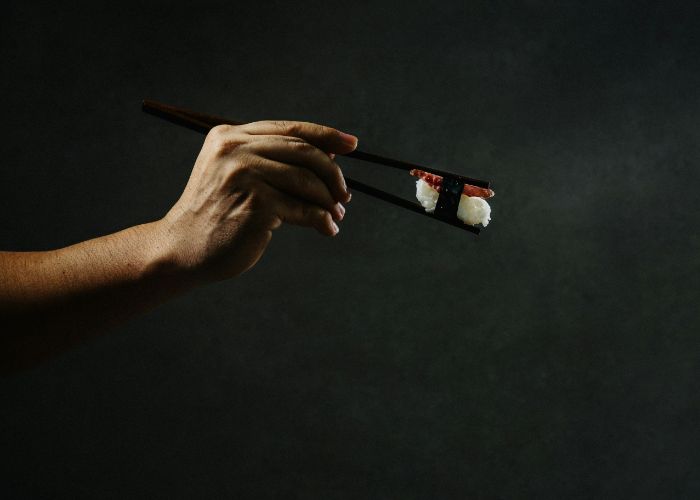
[278,120,301,136]
[206,125,246,152]
[227,154,258,183]
[320,124,336,137]
[208,124,233,139]
[288,138,313,152]
[215,135,247,157]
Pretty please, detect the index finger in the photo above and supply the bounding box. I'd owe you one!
[241,120,358,155]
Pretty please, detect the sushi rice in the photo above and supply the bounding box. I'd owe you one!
[415,179,491,227]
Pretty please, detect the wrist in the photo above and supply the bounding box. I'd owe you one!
[136,219,199,293]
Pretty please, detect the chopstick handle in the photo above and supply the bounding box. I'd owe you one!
[142,99,242,133]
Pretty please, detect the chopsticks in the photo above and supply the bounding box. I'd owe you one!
[142,99,487,235]
[142,99,243,133]
[345,151,489,189]
[341,177,482,234]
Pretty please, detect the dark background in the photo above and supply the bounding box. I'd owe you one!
[2,1,700,498]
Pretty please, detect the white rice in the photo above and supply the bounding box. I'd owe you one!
[457,195,491,227]
[415,179,491,227]
[415,178,439,212]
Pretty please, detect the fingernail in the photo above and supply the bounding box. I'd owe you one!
[338,131,358,149]
[329,152,336,160]
[331,222,340,235]
[335,202,345,220]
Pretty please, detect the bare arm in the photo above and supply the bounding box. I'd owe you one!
[0,222,186,371]
[1,120,357,372]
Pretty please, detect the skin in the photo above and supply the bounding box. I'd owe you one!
[0,120,358,373]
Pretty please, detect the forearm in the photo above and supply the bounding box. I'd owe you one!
[0,220,189,372]
[1,119,356,373]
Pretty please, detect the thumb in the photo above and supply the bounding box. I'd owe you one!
[332,130,359,154]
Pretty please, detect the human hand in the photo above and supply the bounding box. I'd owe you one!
[157,120,358,284]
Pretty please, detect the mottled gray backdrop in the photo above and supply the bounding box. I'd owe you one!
[2,1,700,498]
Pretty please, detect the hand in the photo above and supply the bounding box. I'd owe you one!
[157,120,358,284]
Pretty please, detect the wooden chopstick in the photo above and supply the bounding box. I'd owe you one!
[142,99,243,133]
[142,100,490,188]
[346,150,489,188]
[142,99,483,235]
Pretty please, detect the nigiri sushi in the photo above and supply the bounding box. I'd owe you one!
[411,169,493,227]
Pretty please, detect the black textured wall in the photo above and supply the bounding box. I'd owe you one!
[2,1,700,498]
